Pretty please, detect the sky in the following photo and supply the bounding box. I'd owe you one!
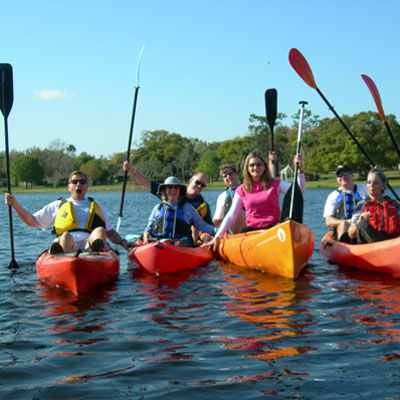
[1,0,400,158]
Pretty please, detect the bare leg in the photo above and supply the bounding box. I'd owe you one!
[58,231,75,252]
[89,227,107,250]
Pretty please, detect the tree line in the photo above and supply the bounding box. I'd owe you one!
[1,109,399,188]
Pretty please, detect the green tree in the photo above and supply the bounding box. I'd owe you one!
[11,155,44,188]
[80,159,103,183]
[196,151,219,185]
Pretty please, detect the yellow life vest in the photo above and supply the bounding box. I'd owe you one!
[196,202,208,219]
[53,197,105,235]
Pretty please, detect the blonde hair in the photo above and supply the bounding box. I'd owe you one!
[242,149,271,193]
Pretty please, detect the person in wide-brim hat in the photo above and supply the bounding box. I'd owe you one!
[157,176,187,199]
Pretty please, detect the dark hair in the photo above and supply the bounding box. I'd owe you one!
[242,149,271,193]
[219,164,237,176]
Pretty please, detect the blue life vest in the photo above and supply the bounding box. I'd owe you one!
[152,200,191,240]
[334,185,362,219]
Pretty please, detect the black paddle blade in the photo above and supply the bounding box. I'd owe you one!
[265,88,277,133]
[8,258,19,270]
[280,182,303,223]
[0,63,13,118]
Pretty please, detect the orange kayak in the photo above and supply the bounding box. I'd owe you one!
[320,231,400,276]
[215,220,314,279]
[128,240,213,274]
[36,250,120,294]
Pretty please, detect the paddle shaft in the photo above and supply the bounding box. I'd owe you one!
[289,49,400,201]
[1,66,18,269]
[316,87,400,201]
[117,45,145,232]
[289,101,307,220]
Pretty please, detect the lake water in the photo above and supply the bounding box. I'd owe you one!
[2,188,400,399]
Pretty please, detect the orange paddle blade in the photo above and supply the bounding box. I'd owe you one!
[288,48,317,89]
[361,74,386,122]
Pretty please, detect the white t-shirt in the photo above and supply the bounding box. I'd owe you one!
[213,189,233,220]
[323,184,368,218]
[33,197,112,242]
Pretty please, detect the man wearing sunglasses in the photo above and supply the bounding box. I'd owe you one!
[4,170,134,254]
[323,164,367,243]
[212,164,245,233]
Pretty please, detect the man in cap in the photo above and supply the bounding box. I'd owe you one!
[323,164,368,242]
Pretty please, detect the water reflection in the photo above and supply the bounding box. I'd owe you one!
[35,281,118,337]
[334,267,400,352]
[217,262,318,362]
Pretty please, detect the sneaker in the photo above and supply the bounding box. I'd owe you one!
[49,242,64,255]
[91,238,105,252]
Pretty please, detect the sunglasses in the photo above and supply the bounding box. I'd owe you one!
[70,179,87,185]
[248,162,264,168]
[222,172,234,178]
[336,171,351,178]
[166,185,180,190]
[193,178,206,188]
[367,180,383,185]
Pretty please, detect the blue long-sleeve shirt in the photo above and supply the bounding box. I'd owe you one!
[145,201,217,236]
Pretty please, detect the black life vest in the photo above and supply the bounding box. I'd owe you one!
[152,200,191,240]
[362,197,400,238]
[223,188,235,215]
[334,185,362,219]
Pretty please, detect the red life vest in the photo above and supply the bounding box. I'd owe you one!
[363,197,400,238]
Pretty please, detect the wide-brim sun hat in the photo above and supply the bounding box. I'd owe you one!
[158,176,187,196]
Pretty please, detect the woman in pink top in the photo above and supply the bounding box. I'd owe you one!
[206,149,305,249]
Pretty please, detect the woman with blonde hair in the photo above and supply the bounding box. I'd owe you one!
[205,149,305,249]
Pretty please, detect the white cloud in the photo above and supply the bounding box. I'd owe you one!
[34,89,75,101]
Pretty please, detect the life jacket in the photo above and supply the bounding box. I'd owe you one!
[152,200,191,240]
[334,185,362,219]
[223,188,235,215]
[363,197,400,238]
[52,197,106,235]
[187,195,208,220]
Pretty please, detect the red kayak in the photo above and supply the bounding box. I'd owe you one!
[128,240,213,274]
[320,231,400,277]
[36,250,120,294]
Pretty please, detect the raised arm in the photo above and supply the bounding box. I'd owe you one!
[123,161,151,190]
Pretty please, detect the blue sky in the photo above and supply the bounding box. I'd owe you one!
[2,0,400,157]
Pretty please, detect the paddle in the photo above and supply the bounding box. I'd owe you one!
[361,74,400,160]
[280,101,306,223]
[265,88,277,152]
[1,63,18,269]
[288,48,400,202]
[116,45,145,233]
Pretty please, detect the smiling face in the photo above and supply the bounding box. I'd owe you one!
[221,168,239,189]
[187,173,207,198]
[366,172,387,201]
[68,174,88,200]
[336,169,354,191]
[247,157,266,181]
[165,185,181,202]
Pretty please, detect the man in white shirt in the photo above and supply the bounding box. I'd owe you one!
[4,170,133,254]
[323,164,367,242]
[212,164,245,234]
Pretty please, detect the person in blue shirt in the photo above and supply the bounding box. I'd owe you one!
[143,176,217,246]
